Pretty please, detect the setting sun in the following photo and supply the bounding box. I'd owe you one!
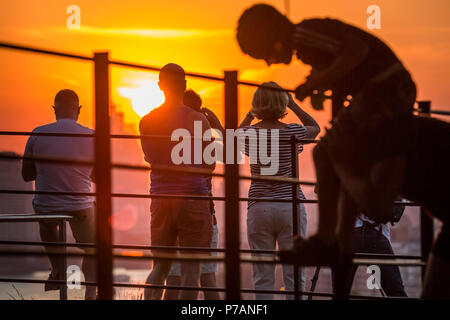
[118,80,165,117]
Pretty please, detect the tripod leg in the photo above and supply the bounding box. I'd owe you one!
[308,266,321,300]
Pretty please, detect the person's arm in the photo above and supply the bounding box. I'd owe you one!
[138,117,151,164]
[201,107,225,135]
[90,169,96,183]
[238,109,254,128]
[188,111,215,174]
[22,136,36,182]
[304,32,369,93]
[287,93,320,140]
[295,23,369,101]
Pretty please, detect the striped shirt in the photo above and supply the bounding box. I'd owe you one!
[242,124,307,208]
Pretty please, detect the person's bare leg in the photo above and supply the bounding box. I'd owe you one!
[422,253,450,299]
[164,275,181,300]
[200,273,220,300]
[82,248,97,299]
[144,260,172,300]
[179,261,200,300]
[39,221,63,275]
[313,143,341,245]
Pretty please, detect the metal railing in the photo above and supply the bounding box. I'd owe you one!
[0,40,443,300]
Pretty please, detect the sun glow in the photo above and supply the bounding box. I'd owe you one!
[118,80,165,117]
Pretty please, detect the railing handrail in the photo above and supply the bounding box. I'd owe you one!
[0,40,436,301]
[0,214,73,223]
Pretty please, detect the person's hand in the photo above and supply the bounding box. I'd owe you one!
[287,92,296,107]
[245,107,255,119]
[294,83,312,102]
[201,107,222,129]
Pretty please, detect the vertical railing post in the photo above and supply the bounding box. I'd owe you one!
[58,220,67,300]
[290,136,300,300]
[418,101,434,280]
[330,90,349,300]
[93,52,113,300]
[224,70,240,300]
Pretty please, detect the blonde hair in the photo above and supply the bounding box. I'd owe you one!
[251,81,288,120]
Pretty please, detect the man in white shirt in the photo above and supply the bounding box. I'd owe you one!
[346,213,407,297]
[22,89,96,300]
[342,200,407,297]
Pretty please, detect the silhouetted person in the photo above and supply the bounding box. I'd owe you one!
[237,4,450,299]
[22,89,96,300]
[139,64,212,300]
[164,89,220,300]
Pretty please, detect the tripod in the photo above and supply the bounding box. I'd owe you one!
[307,265,387,299]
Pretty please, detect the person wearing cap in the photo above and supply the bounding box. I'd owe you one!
[22,89,96,300]
[139,64,213,300]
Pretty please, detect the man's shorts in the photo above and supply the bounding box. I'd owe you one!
[34,205,95,245]
[169,221,218,276]
[150,198,212,250]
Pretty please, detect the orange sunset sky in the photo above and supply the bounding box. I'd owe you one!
[0,0,449,155]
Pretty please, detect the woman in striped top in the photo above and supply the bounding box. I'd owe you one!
[240,81,320,299]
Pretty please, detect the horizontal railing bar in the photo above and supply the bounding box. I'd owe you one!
[0,249,426,266]
[0,215,73,223]
[353,253,422,260]
[0,249,283,264]
[0,189,420,206]
[0,131,94,138]
[0,42,93,61]
[110,59,224,82]
[0,42,224,82]
[0,278,418,299]
[0,190,96,197]
[0,240,423,259]
[0,131,206,140]
[414,108,450,116]
[239,197,318,204]
[0,154,323,187]
[0,131,318,144]
[0,190,296,202]
[429,110,450,116]
[0,249,224,262]
[0,278,223,292]
[353,258,425,266]
[0,240,225,252]
[1,154,327,186]
[0,153,225,177]
[239,174,314,185]
[237,80,295,93]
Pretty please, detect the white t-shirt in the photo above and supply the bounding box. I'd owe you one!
[24,119,94,212]
[355,214,390,240]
